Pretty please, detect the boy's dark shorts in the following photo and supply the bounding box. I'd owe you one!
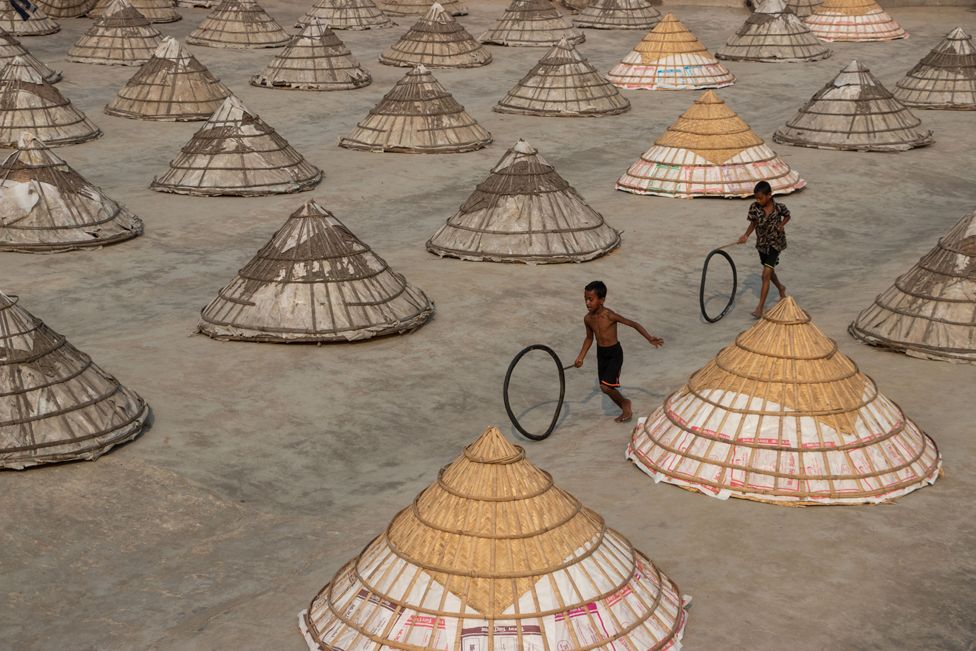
[597,342,623,388]
[758,248,781,268]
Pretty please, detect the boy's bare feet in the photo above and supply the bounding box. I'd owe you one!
[776,284,788,300]
[751,309,763,319]
[615,399,633,423]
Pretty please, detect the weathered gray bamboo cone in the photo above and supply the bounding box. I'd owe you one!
[774,60,933,151]
[0,56,101,147]
[296,0,393,30]
[105,37,231,120]
[494,37,628,116]
[67,0,163,66]
[850,209,976,364]
[151,94,322,195]
[339,64,491,153]
[0,290,150,470]
[251,22,371,91]
[198,200,434,343]
[380,2,490,68]
[0,133,143,252]
[480,0,584,47]
[187,0,289,49]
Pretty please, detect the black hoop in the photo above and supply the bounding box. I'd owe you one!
[503,345,566,441]
[700,248,738,323]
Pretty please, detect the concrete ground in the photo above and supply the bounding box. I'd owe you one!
[1,3,975,649]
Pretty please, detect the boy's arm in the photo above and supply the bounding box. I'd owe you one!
[779,205,791,230]
[738,221,756,244]
[575,320,594,367]
[611,312,664,348]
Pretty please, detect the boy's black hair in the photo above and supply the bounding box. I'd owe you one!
[753,180,772,196]
[585,280,607,299]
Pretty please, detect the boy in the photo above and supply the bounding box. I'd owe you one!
[738,180,790,318]
[574,281,663,423]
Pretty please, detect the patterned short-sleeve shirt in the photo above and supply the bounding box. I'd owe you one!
[748,201,790,252]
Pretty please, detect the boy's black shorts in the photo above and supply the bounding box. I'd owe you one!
[597,342,623,388]
[758,248,781,268]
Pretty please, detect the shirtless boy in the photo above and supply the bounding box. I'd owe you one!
[574,281,663,423]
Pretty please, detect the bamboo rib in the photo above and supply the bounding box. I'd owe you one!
[850,209,976,363]
[301,427,688,649]
[0,291,149,469]
[198,200,433,343]
[628,297,942,505]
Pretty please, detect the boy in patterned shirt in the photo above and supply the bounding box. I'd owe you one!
[738,181,790,318]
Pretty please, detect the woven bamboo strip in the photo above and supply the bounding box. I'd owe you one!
[480,0,584,47]
[340,64,491,153]
[176,0,214,6]
[574,0,660,30]
[607,13,733,90]
[151,95,322,196]
[89,0,180,23]
[617,90,803,198]
[628,297,942,505]
[850,209,976,363]
[198,200,433,343]
[381,2,489,68]
[106,37,231,120]
[0,27,60,83]
[774,60,933,151]
[427,139,620,263]
[893,27,976,110]
[296,0,393,30]
[804,0,906,41]
[67,0,162,66]
[785,0,822,16]
[187,0,289,49]
[300,427,688,649]
[0,5,59,36]
[379,0,466,16]
[33,0,93,18]
[0,56,101,147]
[0,133,143,252]
[0,291,149,470]
[495,37,628,116]
[718,0,831,63]
[252,22,371,91]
